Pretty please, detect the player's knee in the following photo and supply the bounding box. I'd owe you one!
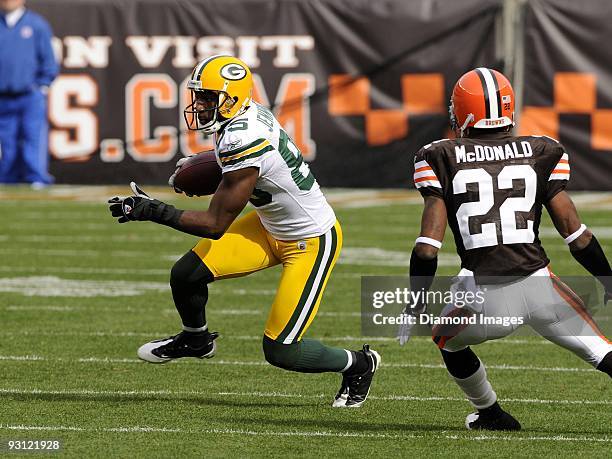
[441,347,481,379]
[596,351,612,378]
[262,335,300,370]
[170,250,213,289]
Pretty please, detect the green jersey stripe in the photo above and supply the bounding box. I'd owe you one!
[292,226,338,341]
[218,138,267,158]
[276,235,327,343]
[221,145,273,166]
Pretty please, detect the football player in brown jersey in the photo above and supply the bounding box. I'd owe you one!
[406,68,612,430]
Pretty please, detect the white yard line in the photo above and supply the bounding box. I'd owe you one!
[17,212,111,220]
[0,246,423,267]
[0,330,550,345]
[0,249,455,269]
[0,421,608,443]
[5,305,78,312]
[0,276,168,297]
[0,266,390,278]
[539,227,612,239]
[0,388,610,407]
[0,185,181,203]
[0,248,150,258]
[567,192,612,210]
[0,277,277,298]
[2,234,190,243]
[3,223,122,231]
[5,226,611,241]
[341,248,460,267]
[0,355,596,373]
[0,266,170,276]
[1,186,608,207]
[2,306,351,316]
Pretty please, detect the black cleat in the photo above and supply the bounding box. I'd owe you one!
[137,330,219,363]
[465,406,521,431]
[332,381,349,407]
[332,344,381,408]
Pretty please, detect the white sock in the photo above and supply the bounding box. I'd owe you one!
[450,361,497,410]
[182,324,207,333]
[340,349,353,373]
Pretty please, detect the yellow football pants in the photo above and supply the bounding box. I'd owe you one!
[192,212,342,344]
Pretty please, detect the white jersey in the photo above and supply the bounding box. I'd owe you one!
[214,103,336,241]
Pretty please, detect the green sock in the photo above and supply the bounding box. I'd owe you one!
[295,338,350,373]
[263,336,351,373]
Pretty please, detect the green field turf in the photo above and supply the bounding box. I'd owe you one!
[0,186,610,458]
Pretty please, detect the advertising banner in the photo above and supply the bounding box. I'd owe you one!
[520,0,612,190]
[29,0,502,187]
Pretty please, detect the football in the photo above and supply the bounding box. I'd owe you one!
[173,150,222,196]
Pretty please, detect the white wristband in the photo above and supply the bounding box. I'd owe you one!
[415,236,442,249]
[564,224,587,245]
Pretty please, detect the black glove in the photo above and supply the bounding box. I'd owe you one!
[108,182,183,226]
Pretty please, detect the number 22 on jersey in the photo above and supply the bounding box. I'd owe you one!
[453,165,537,249]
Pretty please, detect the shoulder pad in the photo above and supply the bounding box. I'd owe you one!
[217,119,253,152]
[531,135,561,144]
[422,138,451,150]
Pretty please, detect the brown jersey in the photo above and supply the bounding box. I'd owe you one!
[413,131,570,278]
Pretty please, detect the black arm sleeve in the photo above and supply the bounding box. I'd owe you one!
[409,249,438,311]
[148,200,184,227]
[571,235,612,292]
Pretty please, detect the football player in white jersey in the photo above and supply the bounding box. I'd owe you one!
[108,55,379,407]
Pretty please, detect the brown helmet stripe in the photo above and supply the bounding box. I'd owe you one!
[491,70,503,115]
[474,68,490,119]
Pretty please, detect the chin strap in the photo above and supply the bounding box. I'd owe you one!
[204,105,250,135]
[459,113,474,138]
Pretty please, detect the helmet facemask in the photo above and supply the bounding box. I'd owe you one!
[448,100,458,132]
[184,89,236,134]
[448,98,474,138]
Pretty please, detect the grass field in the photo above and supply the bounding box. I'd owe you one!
[0,186,611,458]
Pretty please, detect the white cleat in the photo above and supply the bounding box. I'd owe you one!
[332,386,349,407]
[137,331,218,364]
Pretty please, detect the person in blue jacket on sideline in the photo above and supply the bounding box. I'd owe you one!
[0,0,58,188]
